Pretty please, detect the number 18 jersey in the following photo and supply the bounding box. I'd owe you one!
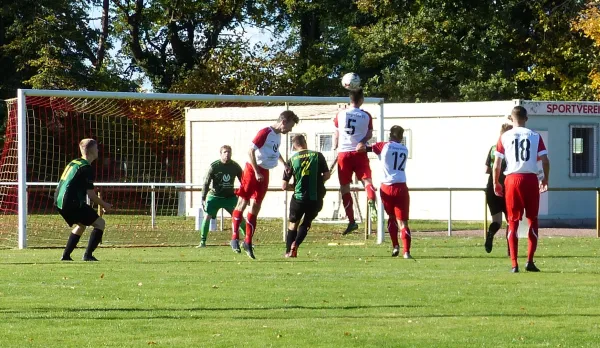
[334,107,373,153]
[495,127,547,175]
[372,141,408,184]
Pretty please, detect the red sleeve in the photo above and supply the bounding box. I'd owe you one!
[537,136,547,155]
[372,142,385,155]
[495,136,505,156]
[364,111,373,130]
[333,113,339,128]
[252,127,271,148]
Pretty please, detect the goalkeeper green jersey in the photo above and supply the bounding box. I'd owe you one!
[284,150,328,201]
[203,160,243,200]
[54,158,95,209]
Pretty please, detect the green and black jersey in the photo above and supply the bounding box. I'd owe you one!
[54,158,95,210]
[486,145,507,189]
[203,160,243,200]
[283,150,328,201]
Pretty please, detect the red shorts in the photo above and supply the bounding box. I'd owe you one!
[237,163,270,204]
[504,173,539,222]
[380,183,410,221]
[337,151,372,185]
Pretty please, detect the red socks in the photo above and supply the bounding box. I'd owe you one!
[401,227,411,254]
[245,213,257,244]
[231,210,243,240]
[388,219,399,247]
[508,221,519,268]
[365,183,376,201]
[527,218,539,263]
[342,193,355,223]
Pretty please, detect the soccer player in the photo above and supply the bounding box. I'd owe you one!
[197,145,245,248]
[484,123,513,255]
[493,106,550,273]
[231,110,299,259]
[361,126,412,258]
[55,139,112,261]
[282,134,331,258]
[334,88,378,235]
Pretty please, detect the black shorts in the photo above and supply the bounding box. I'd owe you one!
[485,186,506,216]
[289,197,323,226]
[57,204,100,227]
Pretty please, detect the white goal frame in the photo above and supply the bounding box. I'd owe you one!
[12,89,385,249]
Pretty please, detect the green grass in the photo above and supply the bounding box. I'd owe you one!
[1,215,483,248]
[1,237,599,347]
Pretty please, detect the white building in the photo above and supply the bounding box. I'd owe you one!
[185,100,599,226]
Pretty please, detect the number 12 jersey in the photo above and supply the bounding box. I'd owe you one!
[372,141,409,184]
[495,127,547,175]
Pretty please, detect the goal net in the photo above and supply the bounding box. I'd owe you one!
[0,90,384,249]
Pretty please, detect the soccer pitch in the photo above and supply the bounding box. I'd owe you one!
[1,237,599,347]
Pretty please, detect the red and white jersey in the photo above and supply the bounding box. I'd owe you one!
[251,127,281,170]
[495,127,547,175]
[372,141,408,184]
[334,107,373,153]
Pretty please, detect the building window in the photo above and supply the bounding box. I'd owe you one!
[316,133,335,162]
[570,125,597,177]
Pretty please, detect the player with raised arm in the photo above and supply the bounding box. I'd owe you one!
[197,145,245,248]
[55,139,112,261]
[334,88,378,235]
[484,124,513,255]
[231,110,299,259]
[493,106,550,273]
[282,134,331,258]
[362,126,412,258]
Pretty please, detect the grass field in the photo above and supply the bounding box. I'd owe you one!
[1,215,484,248]
[1,236,599,347]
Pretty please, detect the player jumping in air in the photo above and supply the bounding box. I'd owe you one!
[55,138,112,261]
[493,106,550,273]
[361,126,412,258]
[282,134,331,258]
[334,88,378,235]
[231,110,299,259]
[198,145,245,248]
[484,123,513,255]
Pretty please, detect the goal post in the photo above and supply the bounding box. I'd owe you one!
[1,89,385,249]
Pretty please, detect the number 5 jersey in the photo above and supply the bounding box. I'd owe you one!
[334,107,373,152]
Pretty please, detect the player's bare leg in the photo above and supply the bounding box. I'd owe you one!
[242,199,261,259]
[341,184,358,235]
[231,197,248,253]
[485,212,503,253]
[83,217,105,261]
[363,178,378,221]
[61,224,86,261]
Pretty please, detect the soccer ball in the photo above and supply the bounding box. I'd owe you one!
[341,73,361,91]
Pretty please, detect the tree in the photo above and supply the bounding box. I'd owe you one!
[351,0,596,102]
[572,1,600,99]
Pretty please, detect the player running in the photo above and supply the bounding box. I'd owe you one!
[484,124,513,255]
[334,88,378,235]
[198,145,245,248]
[231,110,299,259]
[282,134,331,258]
[55,138,112,261]
[361,126,412,258]
[493,106,550,273]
